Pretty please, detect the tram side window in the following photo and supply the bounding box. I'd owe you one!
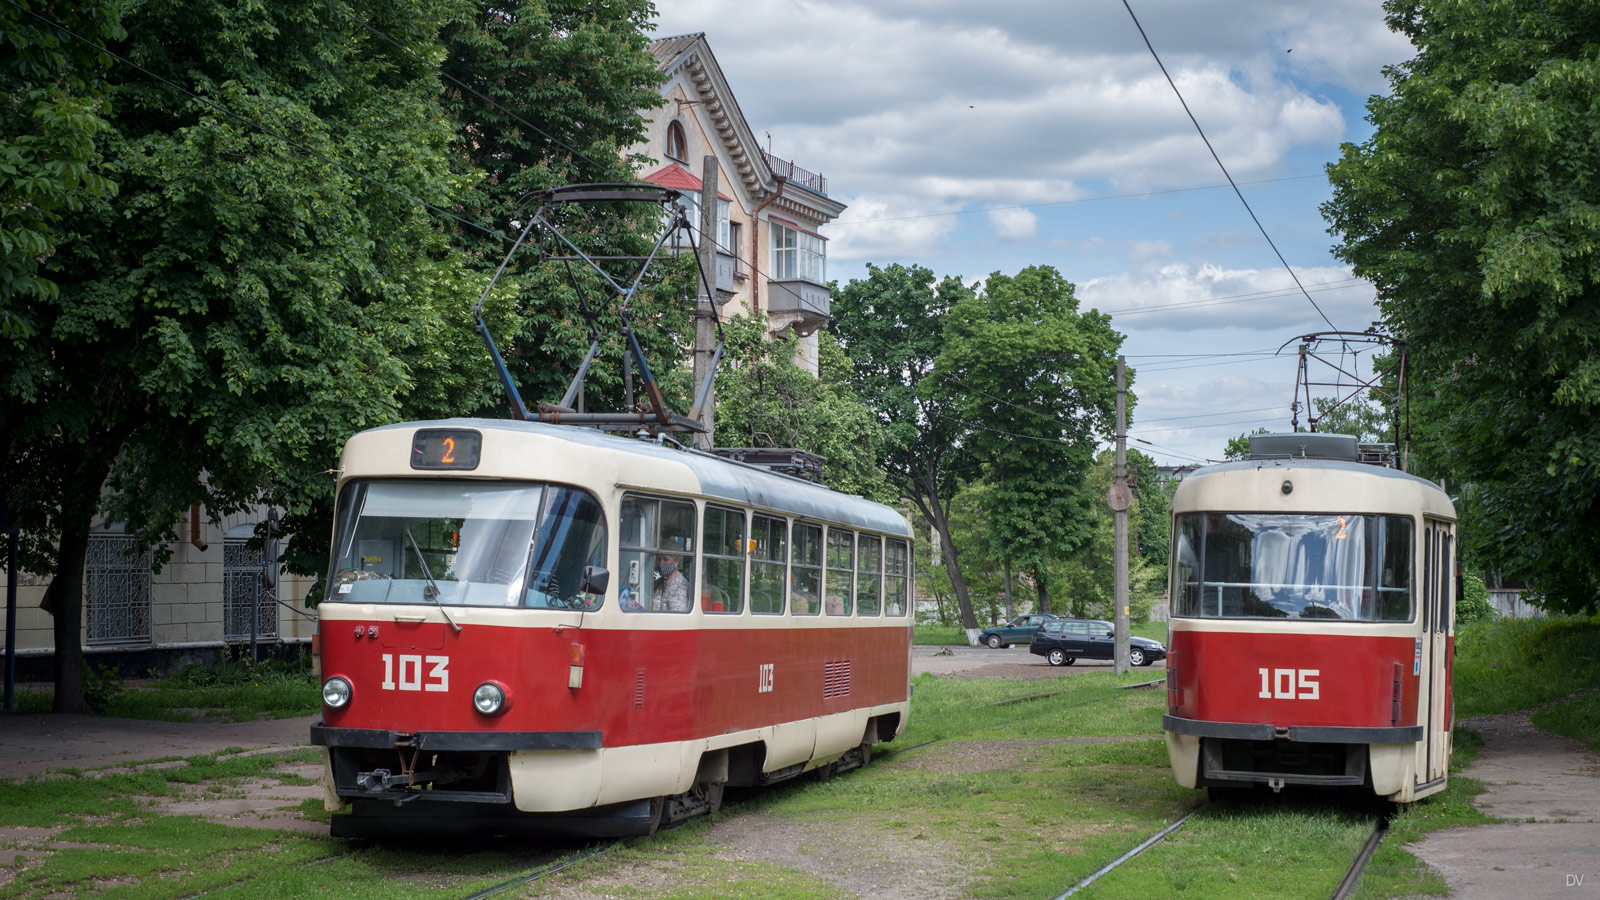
[885,539,909,616]
[1376,516,1413,622]
[1172,516,1201,617]
[791,523,823,616]
[619,495,696,613]
[702,505,746,614]
[750,515,787,615]
[523,487,608,610]
[825,529,854,615]
[857,535,882,616]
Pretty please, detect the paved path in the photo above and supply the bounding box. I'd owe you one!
[1408,712,1600,899]
[0,713,316,778]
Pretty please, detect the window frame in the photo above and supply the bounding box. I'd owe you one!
[884,538,910,617]
[790,521,824,616]
[701,504,747,615]
[665,120,687,161]
[856,534,882,616]
[749,513,789,616]
[618,492,698,614]
[824,528,854,616]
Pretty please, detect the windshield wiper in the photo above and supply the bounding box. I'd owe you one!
[405,529,461,633]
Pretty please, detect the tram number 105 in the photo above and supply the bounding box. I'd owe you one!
[1258,667,1320,700]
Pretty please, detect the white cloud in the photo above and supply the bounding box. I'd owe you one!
[986,206,1038,240]
[826,193,964,260]
[1079,260,1379,332]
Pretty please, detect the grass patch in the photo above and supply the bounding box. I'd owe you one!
[904,669,1166,742]
[1531,689,1600,755]
[913,624,971,645]
[1453,615,1600,718]
[10,655,320,722]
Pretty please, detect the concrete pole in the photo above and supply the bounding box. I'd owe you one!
[692,155,720,450]
[1114,355,1130,674]
[4,499,16,711]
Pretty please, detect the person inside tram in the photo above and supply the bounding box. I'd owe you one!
[654,539,691,612]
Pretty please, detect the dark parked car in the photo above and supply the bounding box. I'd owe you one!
[979,614,1060,649]
[1029,618,1166,667]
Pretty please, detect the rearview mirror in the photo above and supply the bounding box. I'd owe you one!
[581,565,610,596]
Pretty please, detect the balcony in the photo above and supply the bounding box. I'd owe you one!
[762,150,827,196]
[767,278,830,334]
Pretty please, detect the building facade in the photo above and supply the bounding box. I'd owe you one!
[638,33,845,374]
[3,507,316,680]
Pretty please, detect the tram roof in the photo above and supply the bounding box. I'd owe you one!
[359,418,913,538]
[1184,456,1447,490]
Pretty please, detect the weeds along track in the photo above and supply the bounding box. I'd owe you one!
[1046,805,1392,900]
[455,841,624,900]
[1050,805,1204,899]
[1329,814,1390,900]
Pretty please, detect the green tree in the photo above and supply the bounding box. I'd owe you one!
[0,0,121,341]
[1323,0,1600,611]
[1223,427,1271,460]
[438,0,688,418]
[4,0,482,712]
[712,315,893,502]
[1054,451,1164,621]
[932,265,1125,614]
[832,263,986,637]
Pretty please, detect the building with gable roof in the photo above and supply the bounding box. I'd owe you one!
[637,34,846,375]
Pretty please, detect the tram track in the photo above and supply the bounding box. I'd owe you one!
[1330,813,1390,900]
[1045,804,1392,900]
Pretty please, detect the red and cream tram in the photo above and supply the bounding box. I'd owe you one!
[311,419,914,836]
[1162,433,1456,801]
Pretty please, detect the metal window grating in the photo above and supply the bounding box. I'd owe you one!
[823,660,851,699]
[86,536,152,645]
[224,540,277,641]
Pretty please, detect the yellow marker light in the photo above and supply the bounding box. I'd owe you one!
[569,642,585,690]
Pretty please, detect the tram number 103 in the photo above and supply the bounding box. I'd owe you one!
[380,654,450,693]
[1257,668,1320,700]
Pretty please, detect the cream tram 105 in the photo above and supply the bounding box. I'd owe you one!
[1162,433,1457,802]
[311,419,914,837]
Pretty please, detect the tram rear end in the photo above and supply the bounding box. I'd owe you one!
[1162,434,1457,802]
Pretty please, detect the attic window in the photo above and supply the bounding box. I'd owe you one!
[665,121,687,161]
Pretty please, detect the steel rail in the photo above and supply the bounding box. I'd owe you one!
[458,841,625,900]
[1050,805,1204,899]
[1330,815,1390,900]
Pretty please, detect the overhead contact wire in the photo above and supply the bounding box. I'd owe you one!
[1119,0,1340,333]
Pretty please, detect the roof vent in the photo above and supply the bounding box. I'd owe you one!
[1248,433,1359,461]
[709,447,825,482]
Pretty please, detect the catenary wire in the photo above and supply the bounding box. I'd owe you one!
[6,0,514,246]
[1120,0,1341,333]
[1097,279,1366,318]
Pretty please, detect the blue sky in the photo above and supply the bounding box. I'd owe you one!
[650,0,1417,465]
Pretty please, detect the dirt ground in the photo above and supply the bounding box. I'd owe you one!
[1407,712,1600,899]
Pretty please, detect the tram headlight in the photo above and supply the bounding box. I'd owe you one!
[473,682,509,716]
[322,676,353,709]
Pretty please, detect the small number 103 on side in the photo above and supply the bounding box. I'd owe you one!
[1258,668,1320,700]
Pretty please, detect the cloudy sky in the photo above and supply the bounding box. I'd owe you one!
[650,0,1415,466]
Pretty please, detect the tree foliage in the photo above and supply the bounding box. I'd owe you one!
[832,263,984,632]
[712,315,893,502]
[2,0,680,711]
[932,265,1126,613]
[1323,0,1600,611]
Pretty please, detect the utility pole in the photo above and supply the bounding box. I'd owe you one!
[3,498,16,711]
[692,155,720,450]
[1111,355,1131,674]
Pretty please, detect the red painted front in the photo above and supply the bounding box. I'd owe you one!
[320,617,910,745]
[1169,629,1420,729]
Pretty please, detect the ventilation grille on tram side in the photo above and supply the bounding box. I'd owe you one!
[824,660,851,698]
[634,668,646,709]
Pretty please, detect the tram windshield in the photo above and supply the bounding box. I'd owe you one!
[325,480,606,609]
[1171,513,1412,621]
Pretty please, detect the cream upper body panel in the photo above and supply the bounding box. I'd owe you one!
[1172,458,1456,523]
